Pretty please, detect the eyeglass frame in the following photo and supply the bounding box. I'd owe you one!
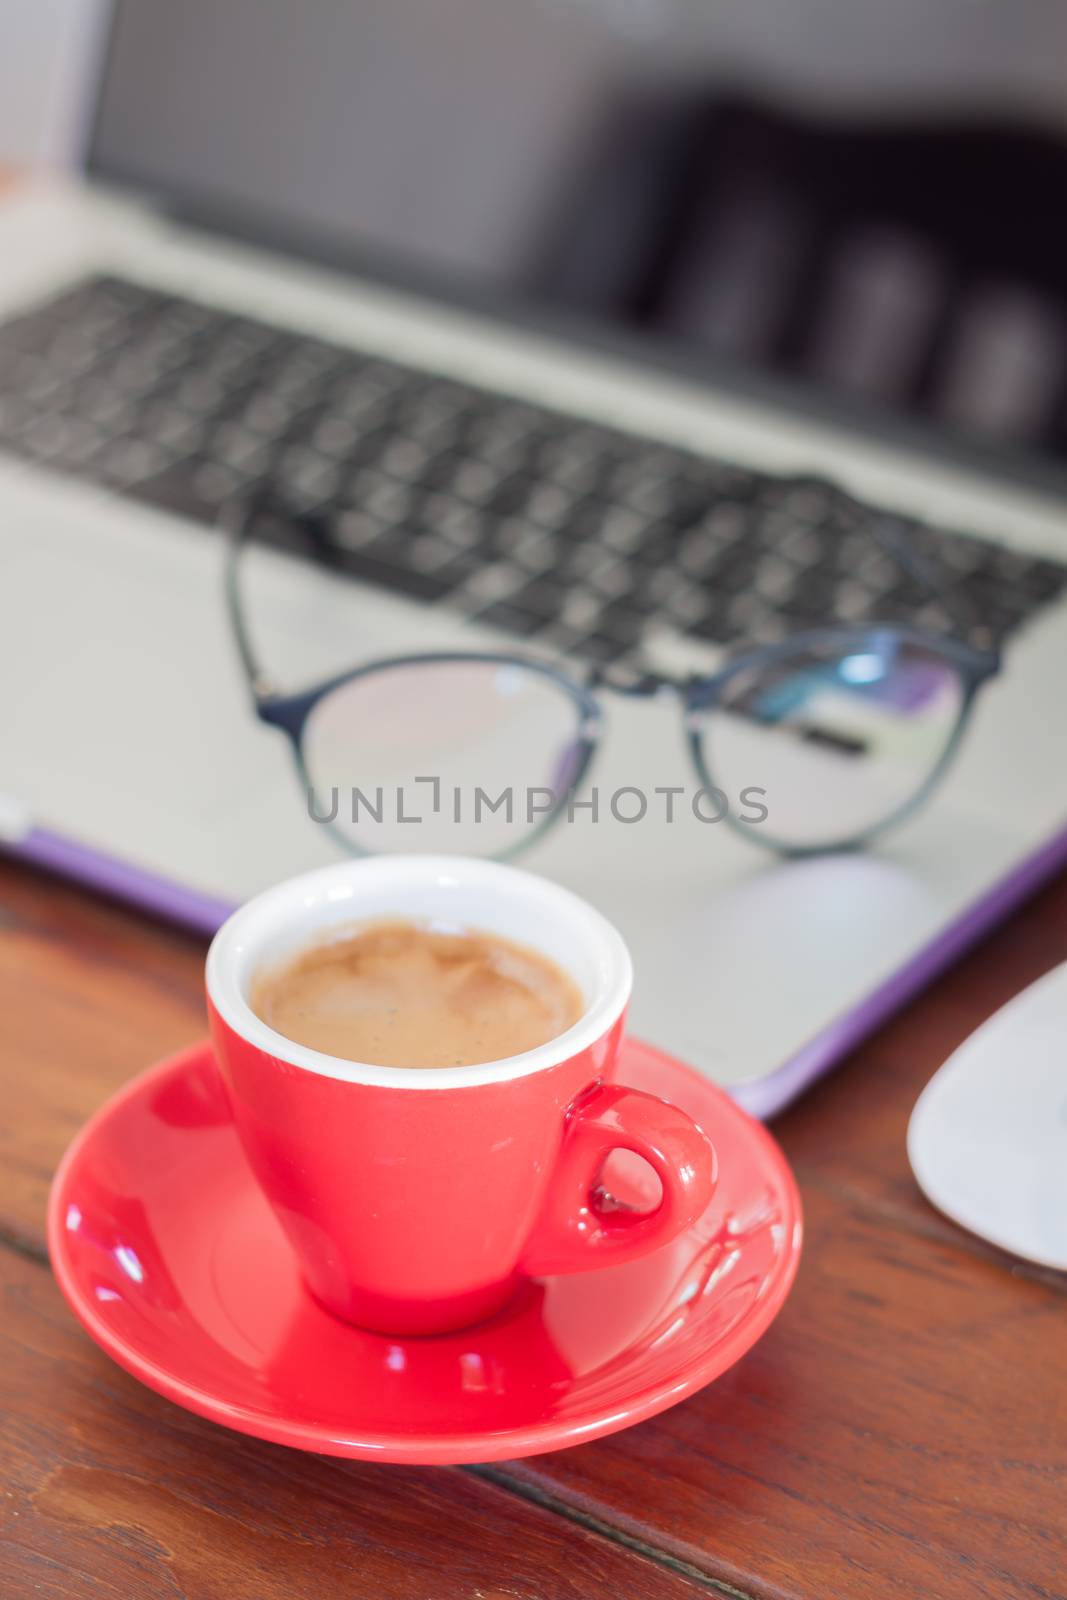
[223,478,1002,860]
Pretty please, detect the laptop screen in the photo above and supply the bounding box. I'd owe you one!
[90,0,1067,463]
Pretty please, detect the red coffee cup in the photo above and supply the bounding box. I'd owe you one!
[207,856,716,1336]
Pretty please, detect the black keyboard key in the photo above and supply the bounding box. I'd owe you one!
[473,600,550,637]
[509,578,567,621]
[321,543,451,602]
[596,599,650,645]
[124,462,232,522]
[569,630,629,664]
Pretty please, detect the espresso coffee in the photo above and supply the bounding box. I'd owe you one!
[251,919,584,1069]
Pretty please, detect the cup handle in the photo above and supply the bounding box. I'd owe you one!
[520,1082,717,1277]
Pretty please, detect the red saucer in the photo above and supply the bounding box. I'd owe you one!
[48,1039,802,1464]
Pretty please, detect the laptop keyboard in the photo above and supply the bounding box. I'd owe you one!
[1,273,1065,666]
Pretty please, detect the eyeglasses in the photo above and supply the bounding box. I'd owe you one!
[224,479,1000,860]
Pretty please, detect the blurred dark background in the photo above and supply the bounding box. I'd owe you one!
[532,97,1067,457]
[38,0,1067,470]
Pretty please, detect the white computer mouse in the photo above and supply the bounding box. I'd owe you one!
[907,958,1067,1271]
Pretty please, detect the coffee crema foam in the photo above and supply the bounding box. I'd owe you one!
[250,918,584,1069]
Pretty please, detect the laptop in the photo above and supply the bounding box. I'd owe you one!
[2,1,1067,1116]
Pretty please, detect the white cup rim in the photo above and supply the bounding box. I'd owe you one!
[206,855,632,1089]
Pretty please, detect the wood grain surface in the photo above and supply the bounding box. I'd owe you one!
[0,1248,711,1600]
[1,857,1066,1600]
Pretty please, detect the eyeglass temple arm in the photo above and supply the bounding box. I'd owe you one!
[222,494,278,703]
[221,471,999,712]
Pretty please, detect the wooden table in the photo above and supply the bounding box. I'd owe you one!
[1,854,1065,1600]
